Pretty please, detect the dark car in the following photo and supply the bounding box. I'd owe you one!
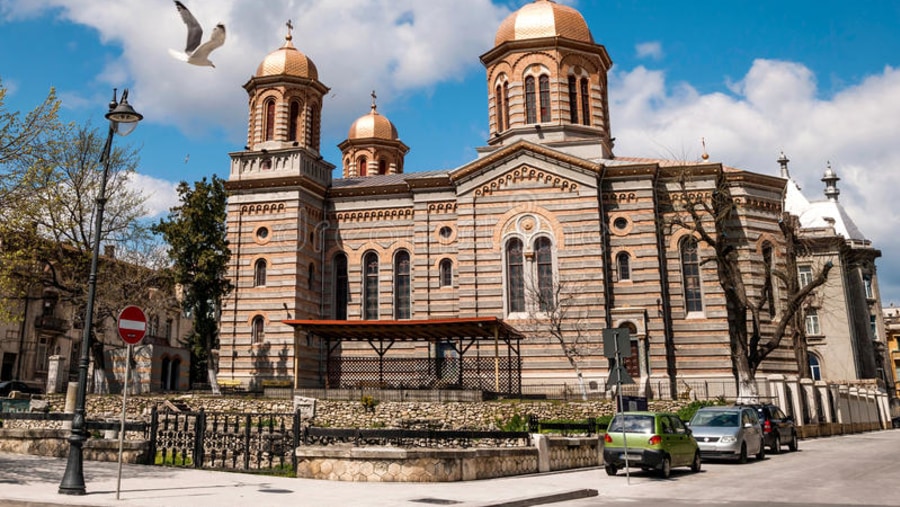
[0,380,43,397]
[746,403,798,453]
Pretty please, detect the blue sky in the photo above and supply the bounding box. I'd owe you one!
[1,0,899,304]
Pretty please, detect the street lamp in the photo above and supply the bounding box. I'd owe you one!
[59,89,142,496]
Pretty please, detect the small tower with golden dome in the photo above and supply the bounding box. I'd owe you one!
[479,0,614,158]
[338,91,410,178]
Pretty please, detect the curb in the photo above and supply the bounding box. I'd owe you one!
[471,488,599,507]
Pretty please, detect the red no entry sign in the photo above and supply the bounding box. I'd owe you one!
[117,305,147,345]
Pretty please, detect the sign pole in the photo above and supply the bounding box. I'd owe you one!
[115,343,132,500]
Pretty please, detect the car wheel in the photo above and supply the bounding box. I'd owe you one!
[756,440,766,460]
[691,451,702,473]
[605,465,618,476]
[788,432,799,452]
[771,434,782,454]
[738,443,748,464]
[659,456,671,479]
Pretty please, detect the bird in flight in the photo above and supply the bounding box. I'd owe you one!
[169,1,225,67]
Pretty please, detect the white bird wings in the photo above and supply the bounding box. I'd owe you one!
[175,1,203,53]
[192,24,226,59]
[171,1,226,67]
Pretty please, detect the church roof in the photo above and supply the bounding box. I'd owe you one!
[494,0,593,46]
[784,178,867,241]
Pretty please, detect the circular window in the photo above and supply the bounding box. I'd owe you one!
[257,227,269,240]
[439,226,452,239]
[613,217,628,230]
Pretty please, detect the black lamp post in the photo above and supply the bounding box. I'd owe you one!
[59,89,142,496]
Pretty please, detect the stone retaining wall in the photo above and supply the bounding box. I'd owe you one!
[0,428,149,463]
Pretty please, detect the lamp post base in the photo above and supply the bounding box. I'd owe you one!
[58,431,87,495]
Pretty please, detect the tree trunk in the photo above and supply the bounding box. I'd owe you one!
[565,355,588,401]
[208,366,220,396]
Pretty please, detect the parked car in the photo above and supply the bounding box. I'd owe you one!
[603,411,701,478]
[0,380,43,397]
[688,406,765,463]
[744,403,798,453]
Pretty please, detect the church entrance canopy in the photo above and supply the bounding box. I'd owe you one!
[283,317,524,394]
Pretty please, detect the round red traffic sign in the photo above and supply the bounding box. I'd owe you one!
[117,305,147,345]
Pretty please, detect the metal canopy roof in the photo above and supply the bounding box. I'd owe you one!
[282,317,524,341]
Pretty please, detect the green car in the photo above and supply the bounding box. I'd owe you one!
[603,411,701,478]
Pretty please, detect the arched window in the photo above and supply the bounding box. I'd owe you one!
[264,99,276,141]
[809,353,822,380]
[762,243,775,318]
[681,237,703,313]
[378,159,387,175]
[439,258,453,288]
[394,250,411,319]
[254,259,267,287]
[334,253,348,320]
[251,316,265,344]
[495,83,505,131]
[539,75,550,122]
[535,237,554,311]
[506,238,525,313]
[580,77,591,126]
[308,263,315,291]
[357,156,368,176]
[363,251,379,320]
[617,252,631,281]
[525,76,537,124]
[502,82,510,131]
[288,100,301,141]
[567,76,578,123]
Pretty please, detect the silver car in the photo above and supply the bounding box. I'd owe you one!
[688,406,765,463]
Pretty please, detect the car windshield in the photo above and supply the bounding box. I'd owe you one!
[691,411,739,427]
[608,414,655,434]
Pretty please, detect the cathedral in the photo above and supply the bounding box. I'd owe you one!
[218,0,887,397]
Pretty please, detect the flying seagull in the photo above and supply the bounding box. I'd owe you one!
[169,1,225,67]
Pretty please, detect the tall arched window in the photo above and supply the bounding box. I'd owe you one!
[357,156,368,176]
[525,76,537,124]
[617,252,631,281]
[251,316,265,344]
[539,75,550,122]
[394,250,411,319]
[495,83,505,131]
[681,237,703,313]
[762,243,775,318]
[567,76,578,123]
[502,82,510,131]
[439,258,453,288]
[334,253,348,320]
[363,251,379,320]
[809,353,822,380]
[308,263,315,290]
[506,238,525,313]
[254,259,267,287]
[288,100,301,141]
[580,78,591,126]
[378,159,387,175]
[264,99,276,141]
[535,237,554,311]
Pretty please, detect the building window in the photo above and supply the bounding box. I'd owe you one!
[580,77,591,126]
[334,253,348,320]
[495,83,505,131]
[864,275,874,299]
[502,82,510,131]
[617,252,631,281]
[535,237,554,311]
[798,265,813,287]
[165,319,172,340]
[254,259,267,287]
[378,159,387,175]
[288,100,301,141]
[567,76,578,124]
[525,76,536,124]
[681,237,703,313]
[439,258,453,288]
[357,156,368,176]
[264,99,276,141]
[870,314,878,339]
[394,250,411,320]
[150,315,159,337]
[805,308,820,336]
[251,316,265,344]
[762,243,775,318]
[506,238,525,313]
[539,75,550,123]
[308,263,315,291]
[809,354,822,380]
[364,251,379,320]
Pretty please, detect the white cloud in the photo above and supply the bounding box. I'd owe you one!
[128,172,179,219]
[610,59,900,304]
[635,41,662,60]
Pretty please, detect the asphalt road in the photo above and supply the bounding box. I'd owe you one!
[555,429,900,507]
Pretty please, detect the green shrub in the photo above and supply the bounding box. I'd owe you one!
[155,451,193,466]
[676,398,728,422]
[360,395,379,413]
[495,413,528,432]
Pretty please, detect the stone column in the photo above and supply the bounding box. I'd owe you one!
[848,387,860,433]
[767,374,787,409]
[785,376,803,425]
[835,385,850,432]
[799,378,818,423]
[45,355,65,394]
[876,390,890,429]
[62,381,78,430]
[815,381,833,436]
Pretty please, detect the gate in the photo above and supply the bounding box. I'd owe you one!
[148,407,299,474]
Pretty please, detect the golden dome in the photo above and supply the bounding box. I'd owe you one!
[255,35,318,80]
[494,0,593,46]
[347,98,399,141]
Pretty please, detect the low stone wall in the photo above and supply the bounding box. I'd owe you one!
[0,428,149,463]
[295,435,601,482]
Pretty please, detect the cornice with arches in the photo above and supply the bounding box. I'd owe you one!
[427,201,458,214]
[509,51,559,74]
[475,164,580,197]
[241,202,286,215]
[335,208,414,223]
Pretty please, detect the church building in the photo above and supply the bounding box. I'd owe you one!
[219,0,887,397]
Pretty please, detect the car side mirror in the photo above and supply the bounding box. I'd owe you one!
[744,422,754,428]
[686,428,693,436]
[684,421,691,427]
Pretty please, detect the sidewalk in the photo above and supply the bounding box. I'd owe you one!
[0,452,598,507]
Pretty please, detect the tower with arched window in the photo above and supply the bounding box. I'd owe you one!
[338,93,409,178]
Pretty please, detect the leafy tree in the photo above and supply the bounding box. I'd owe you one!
[153,176,232,393]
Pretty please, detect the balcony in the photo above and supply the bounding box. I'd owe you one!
[33,315,69,333]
